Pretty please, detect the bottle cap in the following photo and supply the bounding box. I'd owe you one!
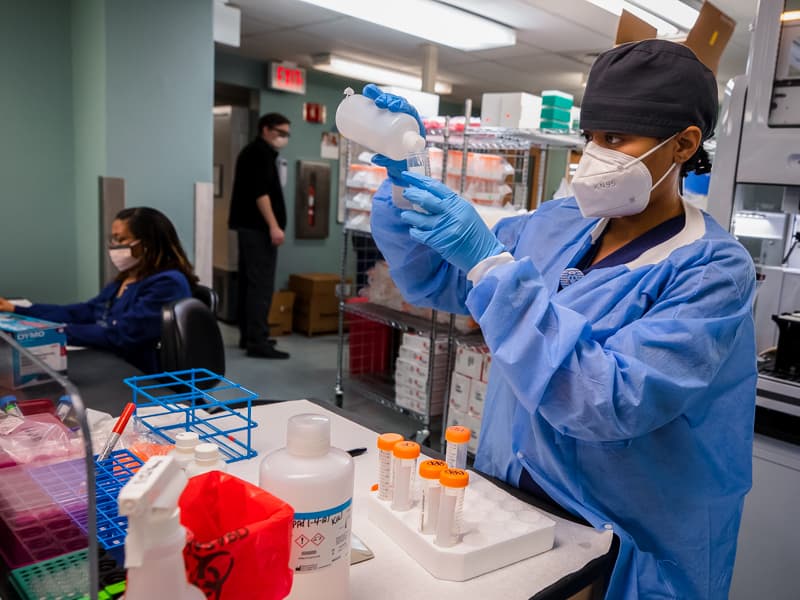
[377,432,404,451]
[402,130,426,154]
[392,440,420,459]
[194,443,220,462]
[287,413,331,457]
[175,431,200,450]
[445,426,471,444]
[440,468,469,488]
[419,459,448,480]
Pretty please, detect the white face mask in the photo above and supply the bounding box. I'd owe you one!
[108,242,140,272]
[572,135,677,218]
[271,137,288,150]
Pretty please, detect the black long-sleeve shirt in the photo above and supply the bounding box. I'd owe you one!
[228,137,286,231]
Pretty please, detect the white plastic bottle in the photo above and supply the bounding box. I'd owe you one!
[335,87,425,161]
[259,414,355,600]
[336,87,430,210]
[169,431,200,471]
[185,442,227,478]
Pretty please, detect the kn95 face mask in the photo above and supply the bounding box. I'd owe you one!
[572,135,677,218]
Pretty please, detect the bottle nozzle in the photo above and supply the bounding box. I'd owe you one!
[344,87,354,96]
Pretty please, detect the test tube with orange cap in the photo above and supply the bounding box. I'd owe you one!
[391,440,420,512]
[435,468,469,547]
[377,432,404,501]
[418,459,448,534]
[445,426,471,470]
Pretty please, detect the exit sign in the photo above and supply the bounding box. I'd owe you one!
[270,62,306,95]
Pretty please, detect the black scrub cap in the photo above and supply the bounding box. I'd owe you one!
[580,39,718,141]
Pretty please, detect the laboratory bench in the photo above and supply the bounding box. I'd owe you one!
[228,400,617,600]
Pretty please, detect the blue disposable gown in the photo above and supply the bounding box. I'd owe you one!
[16,270,191,373]
[370,180,757,599]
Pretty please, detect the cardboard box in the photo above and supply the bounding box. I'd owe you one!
[614,2,735,76]
[464,412,482,454]
[289,273,348,336]
[446,407,469,430]
[449,372,472,414]
[268,290,295,336]
[480,353,492,384]
[480,92,542,129]
[469,379,488,418]
[454,346,485,380]
[0,312,67,388]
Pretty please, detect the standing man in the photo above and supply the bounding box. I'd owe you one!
[229,113,291,359]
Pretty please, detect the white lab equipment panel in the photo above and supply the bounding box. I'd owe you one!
[367,470,555,581]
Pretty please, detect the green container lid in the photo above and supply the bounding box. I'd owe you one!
[541,90,574,110]
[539,119,571,130]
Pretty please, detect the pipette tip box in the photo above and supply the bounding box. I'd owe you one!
[367,470,555,581]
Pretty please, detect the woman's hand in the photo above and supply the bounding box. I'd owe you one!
[0,298,16,313]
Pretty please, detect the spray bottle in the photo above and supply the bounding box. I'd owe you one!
[335,87,430,209]
[119,455,205,600]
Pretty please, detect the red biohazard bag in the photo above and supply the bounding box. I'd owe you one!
[179,471,294,600]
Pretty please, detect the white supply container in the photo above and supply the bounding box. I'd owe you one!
[335,88,425,161]
[185,443,227,478]
[169,431,200,471]
[259,414,355,600]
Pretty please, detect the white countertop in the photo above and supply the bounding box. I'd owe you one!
[226,400,613,600]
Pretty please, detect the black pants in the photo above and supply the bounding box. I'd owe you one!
[237,229,277,349]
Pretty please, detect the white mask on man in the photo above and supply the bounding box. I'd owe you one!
[272,137,289,150]
[572,135,677,218]
[108,242,141,272]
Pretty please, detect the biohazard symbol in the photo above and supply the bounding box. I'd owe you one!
[295,534,310,547]
[311,533,325,545]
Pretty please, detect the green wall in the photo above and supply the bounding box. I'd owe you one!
[105,0,214,259]
[0,1,213,303]
[72,0,107,299]
[0,1,77,302]
[543,148,569,202]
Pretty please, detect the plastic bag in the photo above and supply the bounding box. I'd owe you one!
[0,412,79,464]
[179,471,294,600]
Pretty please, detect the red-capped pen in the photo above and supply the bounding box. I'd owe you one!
[97,402,136,461]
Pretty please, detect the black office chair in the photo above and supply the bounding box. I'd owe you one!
[192,284,219,314]
[160,297,225,389]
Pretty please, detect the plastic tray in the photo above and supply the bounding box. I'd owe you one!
[124,368,259,463]
[10,548,127,600]
[10,548,89,599]
[0,464,87,569]
[367,470,556,581]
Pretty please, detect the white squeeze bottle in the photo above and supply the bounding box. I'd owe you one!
[259,414,355,600]
[120,455,205,600]
[335,87,429,209]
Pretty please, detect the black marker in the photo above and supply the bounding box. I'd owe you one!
[347,447,367,457]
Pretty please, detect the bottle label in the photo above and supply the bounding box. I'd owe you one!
[291,498,352,572]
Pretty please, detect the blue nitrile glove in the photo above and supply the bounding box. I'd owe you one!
[399,171,506,273]
[363,83,426,185]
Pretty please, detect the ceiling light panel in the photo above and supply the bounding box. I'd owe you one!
[294,0,516,50]
[313,54,453,94]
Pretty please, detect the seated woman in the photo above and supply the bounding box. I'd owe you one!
[0,207,197,373]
